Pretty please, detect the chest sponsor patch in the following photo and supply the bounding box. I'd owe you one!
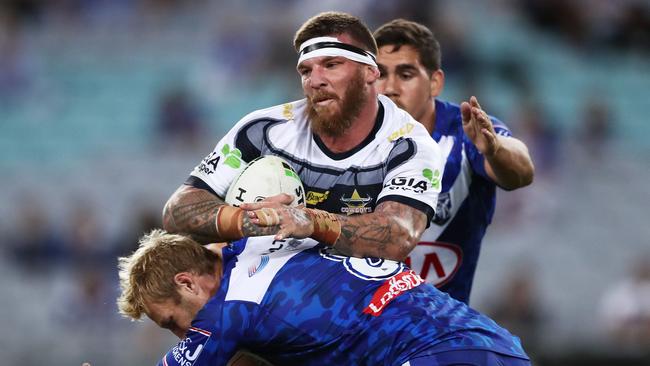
[363,270,424,316]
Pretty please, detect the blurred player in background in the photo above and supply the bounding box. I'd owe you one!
[118,230,531,366]
[374,19,534,304]
[163,12,444,261]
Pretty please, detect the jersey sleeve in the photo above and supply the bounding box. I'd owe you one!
[377,130,444,222]
[464,115,512,180]
[156,326,235,366]
[185,111,268,198]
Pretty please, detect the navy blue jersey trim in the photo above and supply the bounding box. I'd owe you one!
[234,118,285,163]
[377,194,435,223]
[312,101,384,161]
[386,138,416,173]
[185,176,220,198]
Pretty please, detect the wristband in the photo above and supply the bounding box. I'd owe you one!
[215,206,245,241]
[304,208,341,246]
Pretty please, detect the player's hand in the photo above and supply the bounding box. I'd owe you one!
[258,193,295,206]
[240,195,314,241]
[461,96,501,157]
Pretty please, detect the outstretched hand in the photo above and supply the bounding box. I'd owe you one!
[240,193,314,241]
[461,96,501,157]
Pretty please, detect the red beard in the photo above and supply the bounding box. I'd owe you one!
[307,68,367,137]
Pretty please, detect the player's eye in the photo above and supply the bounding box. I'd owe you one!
[399,72,414,80]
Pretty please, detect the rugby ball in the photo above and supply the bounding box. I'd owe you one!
[225,155,305,207]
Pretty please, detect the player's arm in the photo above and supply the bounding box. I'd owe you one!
[241,198,427,262]
[335,200,427,261]
[483,135,534,190]
[461,96,534,190]
[163,184,278,244]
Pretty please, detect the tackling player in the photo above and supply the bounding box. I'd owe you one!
[118,230,531,366]
[162,12,444,262]
[374,19,535,303]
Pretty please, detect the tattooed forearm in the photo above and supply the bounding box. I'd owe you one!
[241,214,280,237]
[333,201,427,261]
[163,185,227,243]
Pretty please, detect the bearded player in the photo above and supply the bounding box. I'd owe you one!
[162,12,444,262]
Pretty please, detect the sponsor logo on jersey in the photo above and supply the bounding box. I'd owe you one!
[405,242,462,287]
[164,327,210,366]
[363,270,425,316]
[282,103,294,120]
[196,144,243,175]
[340,189,372,215]
[383,177,429,194]
[306,190,329,205]
[432,191,452,225]
[387,122,414,142]
[422,168,441,190]
[248,255,270,277]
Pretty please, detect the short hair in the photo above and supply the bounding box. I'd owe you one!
[373,19,441,73]
[117,229,219,320]
[294,11,378,55]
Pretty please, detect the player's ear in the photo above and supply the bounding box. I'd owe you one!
[430,69,444,98]
[366,65,380,83]
[174,272,198,294]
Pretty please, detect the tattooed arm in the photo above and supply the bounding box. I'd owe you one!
[242,198,427,261]
[335,201,427,261]
[163,185,279,244]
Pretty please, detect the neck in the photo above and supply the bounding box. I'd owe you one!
[318,95,379,153]
[418,97,436,135]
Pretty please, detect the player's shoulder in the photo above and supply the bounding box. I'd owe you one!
[236,99,308,126]
[379,96,440,156]
[379,95,435,143]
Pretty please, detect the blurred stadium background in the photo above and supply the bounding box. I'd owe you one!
[1,0,649,365]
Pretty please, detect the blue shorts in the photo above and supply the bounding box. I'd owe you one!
[402,349,531,366]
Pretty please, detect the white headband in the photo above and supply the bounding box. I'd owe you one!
[297,36,378,68]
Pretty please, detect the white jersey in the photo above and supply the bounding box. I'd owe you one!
[187,94,443,219]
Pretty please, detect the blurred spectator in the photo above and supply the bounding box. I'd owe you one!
[515,97,559,177]
[154,86,205,151]
[0,5,32,102]
[112,205,161,258]
[63,201,112,269]
[598,255,650,353]
[607,2,650,53]
[488,266,545,357]
[519,0,650,54]
[519,0,588,48]
[577,96,612,160]
[7,197,66,273]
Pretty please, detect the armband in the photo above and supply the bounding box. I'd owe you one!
[215,206,245,241]
[304,208,341,246]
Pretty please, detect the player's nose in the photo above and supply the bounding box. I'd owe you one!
[309,66,328,89]
[379,74,399,97]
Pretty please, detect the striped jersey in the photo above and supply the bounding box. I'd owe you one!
[405,99,512,304]
[186,95,444,221]
[157,236,529,366]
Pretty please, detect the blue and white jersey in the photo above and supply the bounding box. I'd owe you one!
[405,100,512,304]
[157,236,528,366]
[185,95,444,222]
